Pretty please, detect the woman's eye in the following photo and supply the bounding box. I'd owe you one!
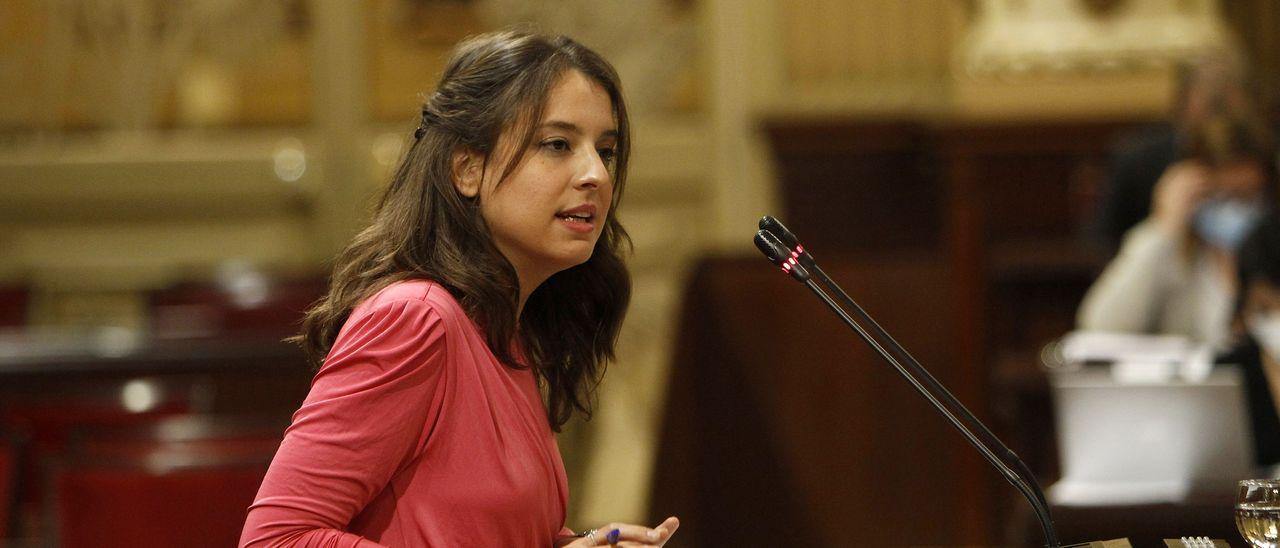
[598,148,616,163]
[542,139,570,152]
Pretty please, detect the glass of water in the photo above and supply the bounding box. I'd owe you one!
[1237,479,1280,548]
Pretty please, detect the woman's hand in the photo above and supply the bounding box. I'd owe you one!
[1151,160,1213,239]
[558,517,679,547]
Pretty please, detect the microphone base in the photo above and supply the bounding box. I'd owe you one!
[1082,540,1132,547]
[1066,539,1227,547]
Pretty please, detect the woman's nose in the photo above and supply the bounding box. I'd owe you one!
[574,151,609,189]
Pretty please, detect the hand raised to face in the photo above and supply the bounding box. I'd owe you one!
[1151,160,1214,240]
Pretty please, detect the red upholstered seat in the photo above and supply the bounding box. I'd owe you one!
[71,414,286,462]
[53,456,271,548]
[0,435,15,539]
[0,287,28,327]
[149,275,325,337]
[51,415,284,548]
[1,378,199,540]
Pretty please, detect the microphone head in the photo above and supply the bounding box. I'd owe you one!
[758,215,799,248]
[754,230,790,265]
[755,230,811,281]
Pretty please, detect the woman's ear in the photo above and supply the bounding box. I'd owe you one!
[451,148,483,198]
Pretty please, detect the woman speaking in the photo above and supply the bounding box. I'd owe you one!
[239,29,679,547]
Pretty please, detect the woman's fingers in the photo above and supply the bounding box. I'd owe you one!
[613,517,679,546]
[652,516,679,545]
[580,517,680,546]
[593,523,660,544]
[655,516,679,532]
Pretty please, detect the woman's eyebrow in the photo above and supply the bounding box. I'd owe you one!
[539,120,619,139]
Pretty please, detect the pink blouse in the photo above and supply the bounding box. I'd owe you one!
[240,280,571,547]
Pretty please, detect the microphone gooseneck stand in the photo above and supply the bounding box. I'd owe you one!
[754,219,1060,548]
[758,218,1054,524]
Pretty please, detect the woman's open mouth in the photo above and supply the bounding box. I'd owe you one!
[556,212,593,223]
[556,204,598,233]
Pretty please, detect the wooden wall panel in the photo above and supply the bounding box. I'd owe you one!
[765,120,940,255]
[656,118,1141,545]
[650,255,976,546]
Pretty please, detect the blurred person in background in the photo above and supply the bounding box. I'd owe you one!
[1223,213,1280,466]
[239,29,678,547]
[1091,53,1263,250]
[1077,114,1278,349]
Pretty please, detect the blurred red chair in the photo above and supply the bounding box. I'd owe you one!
[0,433,16,540]
[2,379,202,451]
[50,415,284,548]
[149,271,326,337]
[0,286,28,327]
[0,377,205,540]
[70,414,286,461]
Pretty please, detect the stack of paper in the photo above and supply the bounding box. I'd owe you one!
[1056,331,1213,383]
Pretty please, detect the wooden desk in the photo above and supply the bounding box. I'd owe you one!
[1005,487,1247,547]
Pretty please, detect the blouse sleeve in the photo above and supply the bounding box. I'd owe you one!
[1077,220,1184,333]
[240,299,448,548]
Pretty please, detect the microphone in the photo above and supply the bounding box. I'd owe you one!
[760,215,1050,510]
[755,216,1060,548]
[754,231,811,282]
[758,215,799,249]
[760,215,817,271]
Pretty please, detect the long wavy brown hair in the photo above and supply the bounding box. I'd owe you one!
[293,29,631,431]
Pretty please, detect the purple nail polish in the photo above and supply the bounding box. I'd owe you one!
[606,528,620,543]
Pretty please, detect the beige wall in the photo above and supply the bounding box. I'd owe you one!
[1,0,1204,318]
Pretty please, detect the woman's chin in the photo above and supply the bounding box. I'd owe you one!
[549,251,595,274]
